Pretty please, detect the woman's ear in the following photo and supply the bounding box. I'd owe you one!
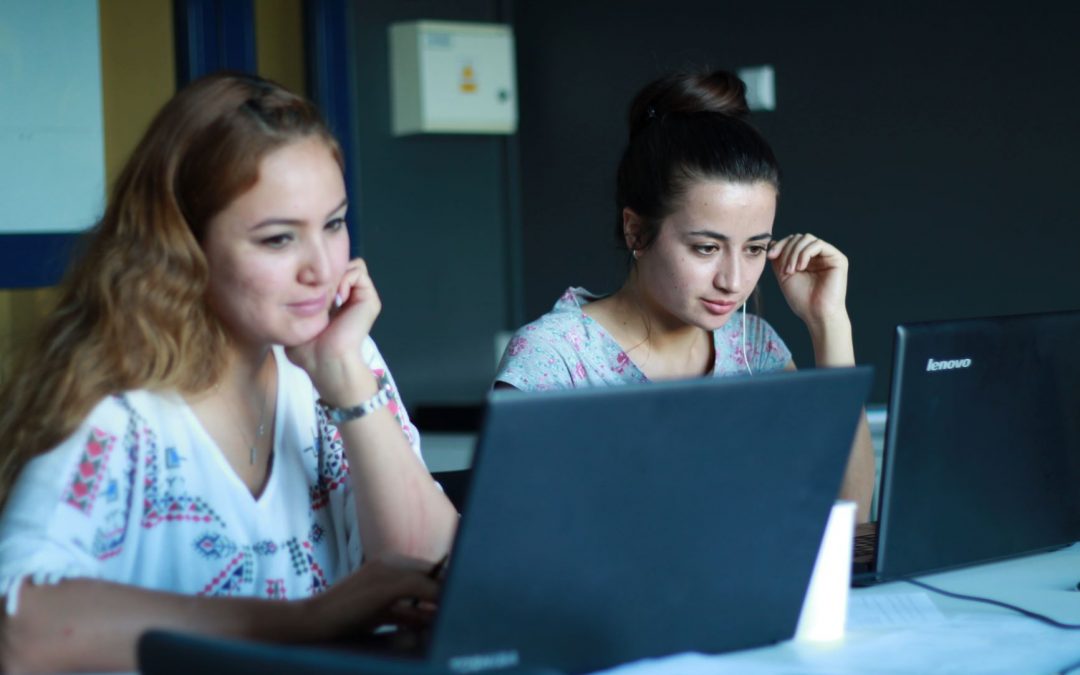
[622,207,644,253]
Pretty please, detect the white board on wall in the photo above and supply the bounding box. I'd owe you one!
[0,0,105,234]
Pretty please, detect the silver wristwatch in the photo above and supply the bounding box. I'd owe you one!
[318,383,394,425]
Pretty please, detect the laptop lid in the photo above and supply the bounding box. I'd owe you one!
[429,367,872,674]
[874,311,1080,581]
[139,367,871,675]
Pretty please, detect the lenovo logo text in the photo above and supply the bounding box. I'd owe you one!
[926,357,972,372]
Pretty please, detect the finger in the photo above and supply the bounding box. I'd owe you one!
[342,574,438,626]
[787,234,822,273]
[337,259,371,303]
[331,274,382,330]
[394,595,439,616]
[769,239,794,280]
[782,234,808,273]
[798,238,847,273]
[794,238,826,273]
[810,238,847,271]
[778,233,803,274]
[376,567,441,604]
[767,233,794,260]
[766,235,794,275]
[388,601,438,628]
[350,558,443,604]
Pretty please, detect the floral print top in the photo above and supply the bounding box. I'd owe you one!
[495,287,792,390]
[0,338,421,614]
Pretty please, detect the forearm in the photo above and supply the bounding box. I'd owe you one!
[806,312,874,521]
[839,415,875,523]
[327,364,457,562]
[1,578,314,673]
[807,313,855,368]
[341,410,458,562]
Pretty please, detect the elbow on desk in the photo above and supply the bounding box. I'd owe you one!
[0,601,54,674]
[0,580,118,675]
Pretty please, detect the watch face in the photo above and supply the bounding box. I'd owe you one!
[320,385,392,426]
[323,401,364,426]
[327,406,353,426]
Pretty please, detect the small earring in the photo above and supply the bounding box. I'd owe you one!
[632,249,641,260]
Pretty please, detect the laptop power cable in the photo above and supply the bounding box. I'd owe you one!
[903,578,1080,675]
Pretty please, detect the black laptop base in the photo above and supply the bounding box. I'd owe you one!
[138,630,565,675]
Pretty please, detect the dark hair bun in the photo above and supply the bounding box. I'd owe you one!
[628,70,750,137]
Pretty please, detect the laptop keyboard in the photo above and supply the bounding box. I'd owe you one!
[853,521,878,566]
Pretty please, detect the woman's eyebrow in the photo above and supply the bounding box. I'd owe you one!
[249,197,349,231]
[687,230,729,240]
[325,197,348,219]
[687,230,773,241]
[251,217,302,230]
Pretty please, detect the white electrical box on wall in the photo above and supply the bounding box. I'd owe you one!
[389,21,517,136]
[737,64,776,111]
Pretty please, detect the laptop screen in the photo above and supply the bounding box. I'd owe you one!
[875,310,1080,580]
[431,367,872,673]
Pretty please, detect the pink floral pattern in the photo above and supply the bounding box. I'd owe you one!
[495,287,791,390]
[63,428,117,515]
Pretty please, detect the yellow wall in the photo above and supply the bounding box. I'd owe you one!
[0,0,305,382]
[0,0,175,379]
[255,0,306,95]
[99,0,177,192]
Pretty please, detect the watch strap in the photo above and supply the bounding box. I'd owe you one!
[318,383,394,426]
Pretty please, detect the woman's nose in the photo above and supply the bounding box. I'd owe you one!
[298,239,331,285]
[714,256,742,294]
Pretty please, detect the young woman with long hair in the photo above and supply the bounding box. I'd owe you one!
[0,73,457,672]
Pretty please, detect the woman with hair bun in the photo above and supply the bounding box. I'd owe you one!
[495,69,874,520]
[0,73,457,672]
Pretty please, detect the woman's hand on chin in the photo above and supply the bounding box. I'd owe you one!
[767,232,850,330]
[286,258,381,401]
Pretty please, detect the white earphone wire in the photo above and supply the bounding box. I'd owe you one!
[741,302,753,376]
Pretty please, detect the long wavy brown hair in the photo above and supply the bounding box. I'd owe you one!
[0,72,342,508]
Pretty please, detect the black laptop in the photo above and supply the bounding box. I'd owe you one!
[140,367,872,674]
[856,310,1080,584]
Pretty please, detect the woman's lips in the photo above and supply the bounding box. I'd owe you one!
[287,296,328,317]
[701,298,738,316]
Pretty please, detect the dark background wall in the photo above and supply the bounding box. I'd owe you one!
[512,1,1080,403]
[350,1,1080,407]
[348,0,512,406]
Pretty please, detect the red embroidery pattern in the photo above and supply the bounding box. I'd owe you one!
[198,552,248,596]
[265,578,287,599]
[141,435,221,528]
[302,540,329,595]
[63,428,117,515]
[93,524,127,561]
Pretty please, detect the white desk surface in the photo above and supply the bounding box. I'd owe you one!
[597,543,1080,675]
[421,432,476,473]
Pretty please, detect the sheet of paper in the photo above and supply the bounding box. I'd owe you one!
[595,613,1080,675]
[847,591,946,628]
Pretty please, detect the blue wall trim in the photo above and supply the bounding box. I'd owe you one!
[174,0,256,84]
[0,233,80,288]
[303,0,359,255]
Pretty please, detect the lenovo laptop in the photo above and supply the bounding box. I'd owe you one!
[141,367,872,674]
[856,310,1080,584]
